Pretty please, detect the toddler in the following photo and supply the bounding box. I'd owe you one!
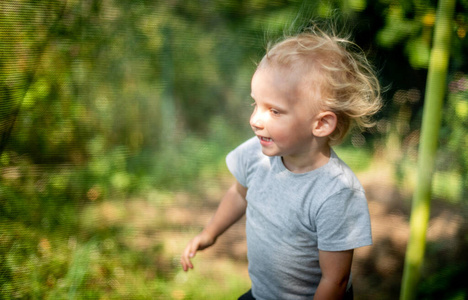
[181,25,382,300]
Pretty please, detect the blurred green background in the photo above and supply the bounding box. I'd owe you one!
[1,0,467,299]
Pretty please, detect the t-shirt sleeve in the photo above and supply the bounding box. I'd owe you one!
[226,137,258,188]
[315,188,372,251]
[226,149,247,187]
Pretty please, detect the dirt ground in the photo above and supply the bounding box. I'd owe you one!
[149,164,468,299]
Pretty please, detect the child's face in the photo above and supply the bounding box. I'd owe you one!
[250,66,319,158]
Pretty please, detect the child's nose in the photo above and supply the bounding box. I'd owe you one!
[250,111,264,129]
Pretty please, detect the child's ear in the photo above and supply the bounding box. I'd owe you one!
[311,111,337,137]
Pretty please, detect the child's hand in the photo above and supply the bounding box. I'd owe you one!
[180,231,215,271]
[180,181,247,272]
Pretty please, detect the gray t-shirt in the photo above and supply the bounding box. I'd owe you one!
[226,137,372,300]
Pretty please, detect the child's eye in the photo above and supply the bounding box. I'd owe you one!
[270,109,280,115]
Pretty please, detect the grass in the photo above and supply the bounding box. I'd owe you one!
[0,182,250,299]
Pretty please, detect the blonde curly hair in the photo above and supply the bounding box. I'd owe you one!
[258,26,382,145]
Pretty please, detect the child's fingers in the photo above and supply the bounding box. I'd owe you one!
[180,238,200,271]
[181,256,191,272]
[181,248,193,271]
[180,252,191,271]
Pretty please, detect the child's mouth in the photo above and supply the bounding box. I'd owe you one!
[259,136,272,142]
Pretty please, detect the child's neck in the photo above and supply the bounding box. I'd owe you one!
[282,145,331,174]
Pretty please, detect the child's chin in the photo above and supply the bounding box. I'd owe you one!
[260,149,279,157]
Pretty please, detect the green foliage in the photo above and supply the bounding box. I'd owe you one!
[1,0,468,298]
[418,263,468,300]
[334,145,373,172]
[440,72,468,201]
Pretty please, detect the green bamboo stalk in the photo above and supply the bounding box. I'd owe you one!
[399,0,456,299]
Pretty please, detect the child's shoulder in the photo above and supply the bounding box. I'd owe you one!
[327,149,364,192]
[226,136,264,167]
[239,136,260,150]
[230,136,263,158]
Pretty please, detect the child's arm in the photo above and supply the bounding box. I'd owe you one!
[180,180,247,272]
[314,249,354,299]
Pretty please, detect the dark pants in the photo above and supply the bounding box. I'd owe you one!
[238,285,353,300]
[238,289,255,300]
[345,285,354,300]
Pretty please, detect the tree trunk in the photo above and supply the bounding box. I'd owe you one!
[399,0,456,299]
